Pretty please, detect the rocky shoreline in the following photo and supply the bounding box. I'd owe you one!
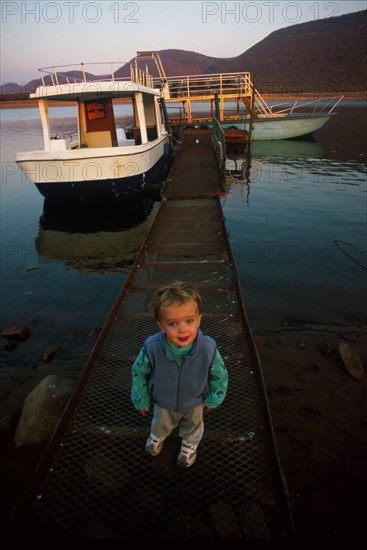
[257,326,367,540]
[0,324,366,539]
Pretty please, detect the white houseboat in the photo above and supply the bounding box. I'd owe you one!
[15,62,171,201]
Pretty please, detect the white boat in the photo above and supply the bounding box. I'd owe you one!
[228,108,337,140]
[15,61,171,200]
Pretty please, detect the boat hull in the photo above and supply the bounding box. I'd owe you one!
[16,138,170,200]
[222,113,333,140]
[34,159,167,200]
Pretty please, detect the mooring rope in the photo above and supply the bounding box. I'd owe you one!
[334,239,367,271]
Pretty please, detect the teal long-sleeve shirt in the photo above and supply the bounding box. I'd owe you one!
[131,338,228,411]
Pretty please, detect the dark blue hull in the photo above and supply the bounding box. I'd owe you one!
[34,153,171,202]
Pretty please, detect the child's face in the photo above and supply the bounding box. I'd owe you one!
[157,299,202,348]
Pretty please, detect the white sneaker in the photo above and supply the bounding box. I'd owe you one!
[145,433,165,456]
[177,440,198,467]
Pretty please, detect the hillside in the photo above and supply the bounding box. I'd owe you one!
[115,10,367,93]
[216,9,367,93]
[1,9,366,97]
[114,49,223,79]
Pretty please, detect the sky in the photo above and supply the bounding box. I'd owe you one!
[1,0,366,84]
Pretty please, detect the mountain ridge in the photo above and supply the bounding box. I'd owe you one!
[1,9,366,96]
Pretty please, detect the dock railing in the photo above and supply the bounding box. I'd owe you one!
[154,72,252,99]
[259,94,344,117]
[153,72,343,119]
[212,115,227,182]
[153,72,274,120]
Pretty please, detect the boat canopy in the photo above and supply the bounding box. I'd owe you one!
[30,80,161,102]
[28,63,166,151]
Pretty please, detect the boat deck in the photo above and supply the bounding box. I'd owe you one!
[9,129,294,539]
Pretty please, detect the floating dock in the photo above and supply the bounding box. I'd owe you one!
[8,129,294,539]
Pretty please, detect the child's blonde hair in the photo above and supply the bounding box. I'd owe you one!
[150,281,202,320]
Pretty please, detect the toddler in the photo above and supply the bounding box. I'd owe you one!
[131,281,228,467]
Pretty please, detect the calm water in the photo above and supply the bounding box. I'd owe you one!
[1,102,366,363]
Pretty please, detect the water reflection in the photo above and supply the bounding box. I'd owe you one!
[226,137,324,172]
[36,197,159,272]
[225,138,325,202]
[252,137,324,159]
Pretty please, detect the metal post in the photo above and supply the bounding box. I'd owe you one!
[214,92,220,120]
[249,75,256,142]
[159,98,174,150]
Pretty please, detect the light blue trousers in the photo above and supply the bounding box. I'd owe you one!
[151,403,204,444]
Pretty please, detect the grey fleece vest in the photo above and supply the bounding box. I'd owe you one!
[144,329,217,413]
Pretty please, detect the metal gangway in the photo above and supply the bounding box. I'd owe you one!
[6,128,294,540]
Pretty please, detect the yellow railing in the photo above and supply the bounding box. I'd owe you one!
[154,72,252,99]
[153,72,273,117]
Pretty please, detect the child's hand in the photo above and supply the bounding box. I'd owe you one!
[139,408,149,416]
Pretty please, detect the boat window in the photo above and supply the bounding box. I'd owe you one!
[48,104,78,145]
[143,93,158,142]
[113,99,135,145]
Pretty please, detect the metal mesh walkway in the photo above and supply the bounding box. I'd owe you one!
[164,128,225,197]
[8,131,294,539]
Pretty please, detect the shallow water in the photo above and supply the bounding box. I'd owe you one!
[0,102,366,363]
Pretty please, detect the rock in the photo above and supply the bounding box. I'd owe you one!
[3,339,18,351]
[43,346,62,362]
[318,342,333,356]
[338,343,364,380]
[2,324,30,342]
[296,341,306,348]
[254,335,266,348]
[298,406,323,423]
[14,374,74,447]
[341,332,359,341]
